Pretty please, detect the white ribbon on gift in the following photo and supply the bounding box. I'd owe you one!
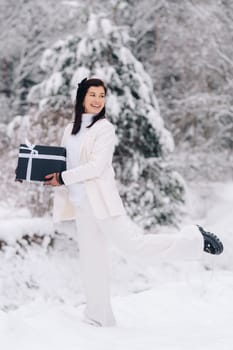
[19,138,66,181]
[19,139,39,181]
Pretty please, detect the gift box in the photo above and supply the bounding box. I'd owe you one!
[15,141,67,182]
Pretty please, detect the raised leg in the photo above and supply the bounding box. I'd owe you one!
[96,215,204,265]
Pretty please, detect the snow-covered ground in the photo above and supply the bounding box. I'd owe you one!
[1,181,233,350]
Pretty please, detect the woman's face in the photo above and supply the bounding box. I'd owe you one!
[83,86,106,114]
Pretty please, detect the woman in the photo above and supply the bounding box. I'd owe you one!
[44,77,223,327]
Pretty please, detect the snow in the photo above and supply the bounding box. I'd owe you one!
[146,106,175,153]
[6,115,24,138]
[76,38,89,59]
[87,14,99,36]
[106,94,122,117]
[92,66,116,83]
[40,48,56,72]
[44,72,64,97]
[1,275,233,350]
[0,217,53,245]
[1,181,233,349]
[101,18,114,36]
[70,67,90,89]
[61,1,80,8]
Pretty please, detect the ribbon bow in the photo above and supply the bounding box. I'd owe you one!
[78,77,87,88]
[20,138,38,181]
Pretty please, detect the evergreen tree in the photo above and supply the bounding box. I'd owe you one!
[10,13,185,229]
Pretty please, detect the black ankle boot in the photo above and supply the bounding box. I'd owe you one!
[197,225,224,255]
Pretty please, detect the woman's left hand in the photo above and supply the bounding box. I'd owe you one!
[44,173,61,186]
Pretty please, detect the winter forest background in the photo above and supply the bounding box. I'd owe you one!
[0,1,233,348]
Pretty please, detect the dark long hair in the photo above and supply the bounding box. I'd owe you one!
[71,77,107,135]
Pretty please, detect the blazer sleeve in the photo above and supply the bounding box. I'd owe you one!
[61,123,117,185]
[60,123,72,147]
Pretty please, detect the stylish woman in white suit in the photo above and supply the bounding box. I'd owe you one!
[45,78,223,327]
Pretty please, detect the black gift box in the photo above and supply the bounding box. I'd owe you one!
[15,143,67,182]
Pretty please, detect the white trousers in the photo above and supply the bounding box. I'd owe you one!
[74,196,204,327]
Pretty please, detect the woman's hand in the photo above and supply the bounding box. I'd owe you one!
[44,173,62,186]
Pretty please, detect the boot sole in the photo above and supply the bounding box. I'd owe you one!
[202,231,224,255]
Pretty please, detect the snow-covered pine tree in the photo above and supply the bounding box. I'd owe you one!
[9,13,185,230]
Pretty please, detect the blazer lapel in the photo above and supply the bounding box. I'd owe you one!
[78,128,94,162]
[63,119,105,163]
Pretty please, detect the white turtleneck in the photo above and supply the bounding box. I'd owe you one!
[65,113,95,206]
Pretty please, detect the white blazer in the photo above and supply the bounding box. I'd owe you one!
[53,118,126,222]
